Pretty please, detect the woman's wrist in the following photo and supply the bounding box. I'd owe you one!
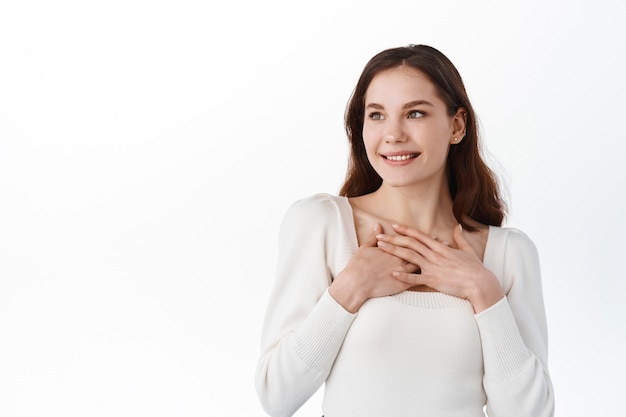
[329,272,367,313]
[469,270,504,313]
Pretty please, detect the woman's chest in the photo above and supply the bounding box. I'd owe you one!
[336,294,484,374]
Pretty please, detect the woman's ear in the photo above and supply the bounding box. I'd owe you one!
[450,108,467,144]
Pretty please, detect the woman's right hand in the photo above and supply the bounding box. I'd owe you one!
[329,223,417,313]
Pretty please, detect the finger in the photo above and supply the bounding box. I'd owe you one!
[362,223,383,247]
[392,270,430,286]
[378,231,448,264]
[405,262,421,274]
[377,240,428,266]
[452,224,473,253]
[377,233,431,258]
[391,223,445,251]
[393,261,422,275]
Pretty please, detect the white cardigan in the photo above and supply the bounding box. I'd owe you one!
[255,193,555,417]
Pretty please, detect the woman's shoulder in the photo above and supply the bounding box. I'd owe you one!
[485,226,541,290]
[279,194,358,268]
[280,193,350,227]
[284,193,348,216]
[291,192,347,206]
[488,226,538,254]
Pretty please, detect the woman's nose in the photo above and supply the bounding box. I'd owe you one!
[384,123,405,142]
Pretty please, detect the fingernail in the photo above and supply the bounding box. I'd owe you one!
[392,271,401,277]
[376,234,385,239]
[377,241,386,247]
[392,223,399,228]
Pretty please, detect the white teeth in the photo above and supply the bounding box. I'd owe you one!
[386,154,417,161]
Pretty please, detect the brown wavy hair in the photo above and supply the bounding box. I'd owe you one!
[339,44,506,231]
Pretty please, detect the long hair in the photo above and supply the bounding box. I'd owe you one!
[340,44,506,230]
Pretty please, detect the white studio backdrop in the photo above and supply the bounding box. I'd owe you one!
[1,0,624,416]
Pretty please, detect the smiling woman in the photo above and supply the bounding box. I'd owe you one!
[255,45,555,417]
[361,67,463,193]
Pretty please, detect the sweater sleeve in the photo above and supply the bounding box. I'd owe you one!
[475,229,555,417]
[255,195,357,417]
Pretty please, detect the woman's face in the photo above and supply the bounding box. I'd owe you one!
[362,66,465,190]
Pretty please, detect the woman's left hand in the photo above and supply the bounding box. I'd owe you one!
[376,223,504,313]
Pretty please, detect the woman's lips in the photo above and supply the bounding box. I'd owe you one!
[382,153,420,161]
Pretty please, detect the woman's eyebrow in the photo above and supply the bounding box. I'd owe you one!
[365,100,435,110]
[402,100,435,109]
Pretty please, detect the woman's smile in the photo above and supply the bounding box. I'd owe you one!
[381,152,421,165]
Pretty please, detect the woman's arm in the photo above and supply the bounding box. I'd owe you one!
[475,229,555,417]
[255,196,356,417]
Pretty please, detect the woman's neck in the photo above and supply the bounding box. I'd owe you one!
[368,182,457,236]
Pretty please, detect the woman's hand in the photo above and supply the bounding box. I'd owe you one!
[376,223,504,313]
[329,223,418,313]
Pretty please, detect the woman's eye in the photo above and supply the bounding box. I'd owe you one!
[368,112,384,120]
[408,110,424,119]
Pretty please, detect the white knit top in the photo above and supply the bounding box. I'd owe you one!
[255,194,555,417]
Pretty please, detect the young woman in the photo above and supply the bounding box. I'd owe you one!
[255,45,554,417]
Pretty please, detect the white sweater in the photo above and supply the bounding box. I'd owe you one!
[255,193,555,417]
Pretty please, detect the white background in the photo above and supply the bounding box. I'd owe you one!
[1,0,624,416]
